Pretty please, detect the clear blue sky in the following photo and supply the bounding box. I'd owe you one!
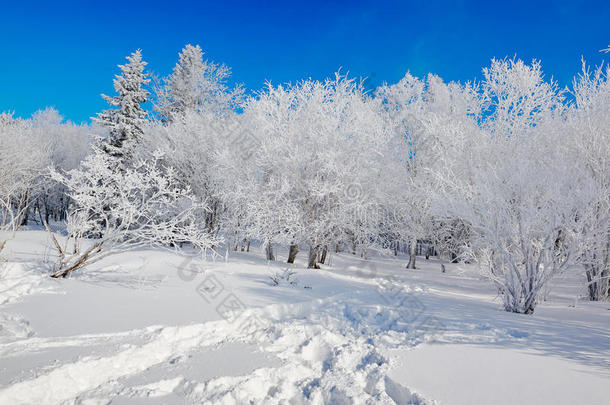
[1,0,608,123]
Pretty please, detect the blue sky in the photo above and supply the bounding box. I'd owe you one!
[1,0,609,123]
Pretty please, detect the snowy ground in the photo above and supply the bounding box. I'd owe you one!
[0,230,609,404]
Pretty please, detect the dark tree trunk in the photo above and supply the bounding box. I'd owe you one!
[319,245,328,264]
[308,245,320,269]
[586,266,596,301]
[586,265,610,301]
[287,243,299,264]
[44,203,50,225]
[20,210,28,226]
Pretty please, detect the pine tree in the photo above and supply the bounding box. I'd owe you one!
[93,49,150,162]
[162,44,206,119]
[156,44,241,121]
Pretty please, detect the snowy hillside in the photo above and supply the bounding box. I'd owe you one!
[1,230,608,404]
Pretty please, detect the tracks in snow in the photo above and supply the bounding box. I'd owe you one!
[0,290,437,404]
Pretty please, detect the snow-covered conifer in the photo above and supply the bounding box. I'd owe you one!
[155,44,243,121]
[93,50,150,162]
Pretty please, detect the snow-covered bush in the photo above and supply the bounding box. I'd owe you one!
[48,149,216,278]
[448,134,585,313]
[269,268,299,286]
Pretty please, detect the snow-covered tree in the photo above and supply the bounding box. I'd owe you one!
[376,73,481,269]
[446,132,586,314]
[0,108,93,235]
[241,74,391,267]
[93,50,150,162]
[155,44,243,121]
[0,112,51,231]
[143,46,247,240]
[31,108,92,224]
[568,62,610,301]
[435,59,583,314]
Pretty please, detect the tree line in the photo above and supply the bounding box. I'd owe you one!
[1,45,608,313]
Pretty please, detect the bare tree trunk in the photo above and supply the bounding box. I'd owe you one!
[287,243,299,264]
[308,245,320,269]
[319,245,328,264]
[582,228,610,301]
[20,208,29,226]
[586,264,610,301]
[44,201,50,225]
[246,239,250,252]
[265,240,275,261]
[17,191,30,227]
[586,266,596,301]
[407,240,417,269]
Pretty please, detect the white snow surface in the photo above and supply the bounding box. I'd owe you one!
[0,231,608,404]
